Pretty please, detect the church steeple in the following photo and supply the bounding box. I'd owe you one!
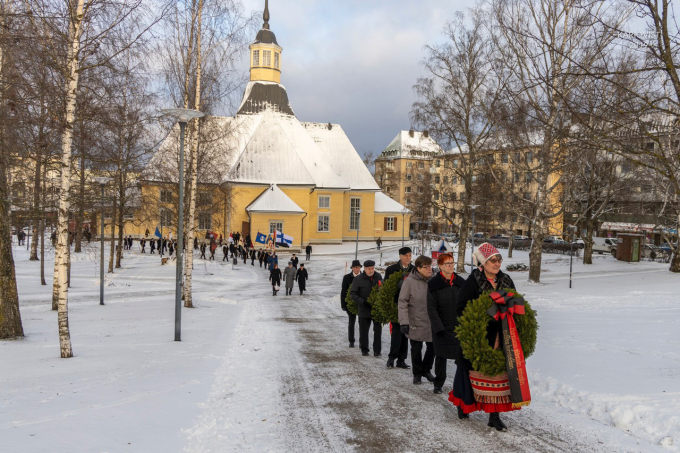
[249,0,282,83]
[263,0,270,29]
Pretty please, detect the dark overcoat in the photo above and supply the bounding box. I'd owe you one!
[426,272,467,360]
[350,271,383,319]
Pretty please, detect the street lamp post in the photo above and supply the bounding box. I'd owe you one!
[354,209,362,261]
[469,204,478,271]
[93,177,111,305]
[568,225,577,289]
[162,108,205,342]
[401,207,408,247]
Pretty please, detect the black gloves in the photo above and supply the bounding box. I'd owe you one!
[400,324,409,335]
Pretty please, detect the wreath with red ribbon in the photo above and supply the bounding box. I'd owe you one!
[456,289,538,378]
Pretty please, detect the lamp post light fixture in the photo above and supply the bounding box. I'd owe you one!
[469,204,479,271]
[162,108,205,342]
[354,209,362,261]
[93,176,111,305]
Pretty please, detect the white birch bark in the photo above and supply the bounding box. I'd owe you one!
[55,0,86,358]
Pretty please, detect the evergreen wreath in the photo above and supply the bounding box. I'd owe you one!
[455,289,538,377]
[366,284,386,324]
[345,289,358,316]
[373,271,403,324]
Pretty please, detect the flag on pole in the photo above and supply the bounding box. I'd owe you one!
[255,232,267,244]
[275,230,294,247]
[154,227,162,238]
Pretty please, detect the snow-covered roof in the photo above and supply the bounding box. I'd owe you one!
[246,184,304,213]
[302,122,380,191]
[374,192,410,213]
[379,131,443,160]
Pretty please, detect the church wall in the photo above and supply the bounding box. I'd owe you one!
[306,189,345,244]
[341,191,376,242]
[374,213,412,241]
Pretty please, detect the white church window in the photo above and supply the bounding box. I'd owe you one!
[318,195,330,209]
[269,221,283,234]
[318,214,330,232]
[263,50,271,66]
[198,212,211,230]
[350,197,361,231]
[253,50,260,66]
[274,52,280,69]
[386,217,395,231]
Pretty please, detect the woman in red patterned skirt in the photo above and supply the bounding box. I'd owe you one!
[450,242,517,431]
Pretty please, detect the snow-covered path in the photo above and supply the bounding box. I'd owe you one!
[2,242,678,452]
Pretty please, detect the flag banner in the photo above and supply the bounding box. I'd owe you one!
[155,227,162,238]
[275,230,294,247]
[255,232,267,244]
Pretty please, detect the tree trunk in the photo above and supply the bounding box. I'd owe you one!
[456,212,469,274]
[74,147,85,253]
[54,0,86,358]
[670,212,680,273]
[528,217,545,283]
[508,233,514,259]
[582,218,595,265]
[184,0,204,308]
[41,164,46,285]
[0,14,23,336]
[115,179,124,269]
[108,194,117,273]
[30,156,41,260]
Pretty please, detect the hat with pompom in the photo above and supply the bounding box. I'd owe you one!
[472,242,501,267]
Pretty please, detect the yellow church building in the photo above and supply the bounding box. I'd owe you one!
[129,2,410,248]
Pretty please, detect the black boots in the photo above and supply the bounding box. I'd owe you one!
[488,412,507,431]
[433,387,443,394]
[349,342,355,348]
[362,351,369,356]
[457,407,469,420]
[386,358,395,368]
[413,375,422,385]
[422,371,435,382]
[396,361,411,369]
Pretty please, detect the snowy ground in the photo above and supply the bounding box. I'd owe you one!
[1,239,679,452]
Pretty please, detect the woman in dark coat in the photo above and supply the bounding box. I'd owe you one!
[450,243,517,431]
[296,264,308,294]
[269,264,282,296]
[427,253,466,393]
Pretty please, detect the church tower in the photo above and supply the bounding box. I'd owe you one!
[250,0,282,83]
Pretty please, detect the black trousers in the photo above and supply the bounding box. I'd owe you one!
[388,322,408,362]
[346,311,356,344]
[410,340,434,377]
[358,317,381,354]
[433,356,447,388]
[306,252,311,260]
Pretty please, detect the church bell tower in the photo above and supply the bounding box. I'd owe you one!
[250,0,282,84]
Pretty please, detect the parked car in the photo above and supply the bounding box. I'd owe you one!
[473,232,486,238]
[591,237,617,255]
[490,234,509,239]
[543,235,565,243]
[513,235,530,241]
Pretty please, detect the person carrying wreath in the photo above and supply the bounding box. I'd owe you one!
[384,247,415,369]
[340,260,362,348]
[398,255,437,388]
[350,260,383,357]
[426,253,466,394]
[450,243,517,431]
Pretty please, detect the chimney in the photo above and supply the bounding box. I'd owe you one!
[423,130,429,138]
[327,122,333,130]
[409,128,415,138]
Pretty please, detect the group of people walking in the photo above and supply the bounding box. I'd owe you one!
[344,244,520,431]
[267,252,308,296]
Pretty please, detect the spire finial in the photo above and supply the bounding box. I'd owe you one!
[263,0,270,29]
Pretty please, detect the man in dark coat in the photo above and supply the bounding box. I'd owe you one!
[296,263,308,294]
[384,247,415,369]
[305,244,312,261]
[350,260,383,356]
[258,250,264,267]
[427,253,467,393]
[341,260,362,348]
[250,248,256,265]
[150,239,156,254]
[291,254,299,269]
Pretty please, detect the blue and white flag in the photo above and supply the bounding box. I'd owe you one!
[154,227,162,238]
[255,232,267,244]
[275,230,294,247]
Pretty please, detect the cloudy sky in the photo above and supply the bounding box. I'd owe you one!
[238,0,470,156]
